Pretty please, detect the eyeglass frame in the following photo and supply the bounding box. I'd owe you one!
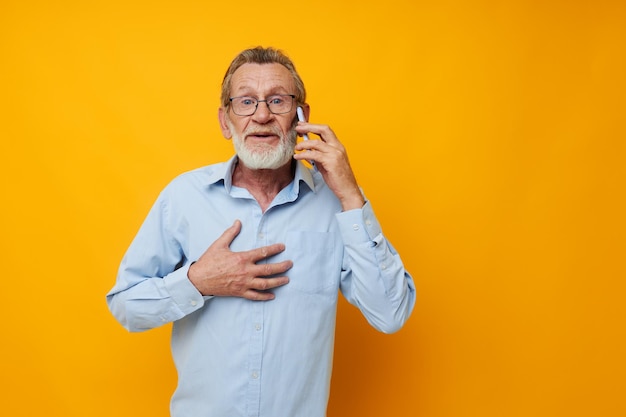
[228,94,297,116]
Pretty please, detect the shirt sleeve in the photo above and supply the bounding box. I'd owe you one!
[106,191,207,332]
[336,200,416,333]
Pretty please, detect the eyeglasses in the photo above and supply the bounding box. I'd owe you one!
[229,94,295,116]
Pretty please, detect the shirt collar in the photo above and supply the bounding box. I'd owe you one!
[206,155,316,194]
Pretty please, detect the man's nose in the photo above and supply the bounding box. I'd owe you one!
[252,101,273,123]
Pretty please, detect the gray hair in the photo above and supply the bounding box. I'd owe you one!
[220,46,306,108]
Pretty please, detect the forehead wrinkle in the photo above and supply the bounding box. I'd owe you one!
[230,64,295,98]
[232,80,292,97]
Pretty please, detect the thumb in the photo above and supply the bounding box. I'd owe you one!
[213,219,242,249]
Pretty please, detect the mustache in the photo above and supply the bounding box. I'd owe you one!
[243,125,283,136]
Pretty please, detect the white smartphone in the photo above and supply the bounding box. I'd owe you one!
[296,106,310,141]
[296,106,316,171]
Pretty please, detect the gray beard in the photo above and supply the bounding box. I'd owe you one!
[229,122,297,170]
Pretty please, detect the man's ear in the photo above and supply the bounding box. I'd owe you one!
[218,107,232,139]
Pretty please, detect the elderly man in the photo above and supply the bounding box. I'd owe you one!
[107,46,415,417]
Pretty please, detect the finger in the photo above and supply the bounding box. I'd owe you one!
[212,220,242,249]
[242,289,276,301]
[293,148,324,169]
[294,141,329,162]
[294,138,323,151]
[296,123,339,145]
[252,276,290,291]
[253,260,293,277]
[248,243,287,262]
[242,277,290,301]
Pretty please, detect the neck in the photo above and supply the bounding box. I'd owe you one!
[232,159,295,211]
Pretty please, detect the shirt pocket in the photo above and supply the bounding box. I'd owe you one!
[284,231,338,295]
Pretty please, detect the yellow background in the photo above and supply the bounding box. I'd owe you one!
[1,0,625,416]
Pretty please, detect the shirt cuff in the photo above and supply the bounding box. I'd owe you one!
[336,201,383,246]
[163,263,206,314]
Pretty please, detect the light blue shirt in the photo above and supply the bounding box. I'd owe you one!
[107,156,415,417]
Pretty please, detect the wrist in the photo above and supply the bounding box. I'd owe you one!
[341,194,365,211]
[187,262,203,291]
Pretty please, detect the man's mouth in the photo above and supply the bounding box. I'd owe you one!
[246,132,280,140]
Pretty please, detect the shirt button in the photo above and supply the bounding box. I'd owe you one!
[366,219,372,226]
[352,224,360,231]
[190,300,198,306]
[258,233,265,239]
[251,372,259,379]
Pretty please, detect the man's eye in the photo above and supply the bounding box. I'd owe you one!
[269,97,284,105]
[241,98,255,106]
